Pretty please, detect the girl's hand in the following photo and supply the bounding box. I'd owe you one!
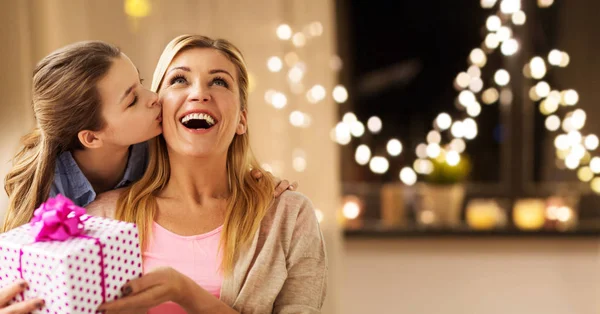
[0,280,45,314]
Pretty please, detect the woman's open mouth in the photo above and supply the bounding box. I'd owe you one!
[180,112,218,131]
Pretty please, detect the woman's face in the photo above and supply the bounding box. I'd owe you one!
[158,48,247,159]
[95,53,163,148]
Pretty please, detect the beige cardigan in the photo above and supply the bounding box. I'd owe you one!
[89,190,328,313]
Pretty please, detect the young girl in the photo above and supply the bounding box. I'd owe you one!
[0,40,295,313]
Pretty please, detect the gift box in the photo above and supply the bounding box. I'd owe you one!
[0,195,143,313]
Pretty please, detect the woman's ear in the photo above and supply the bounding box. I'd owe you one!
[236,110,247,135]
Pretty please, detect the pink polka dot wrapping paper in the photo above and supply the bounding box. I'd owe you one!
[0,214,142,313]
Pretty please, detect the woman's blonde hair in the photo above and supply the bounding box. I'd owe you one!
[2,41,121,232]
[115,35,274,275]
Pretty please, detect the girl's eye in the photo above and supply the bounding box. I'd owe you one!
[128,95,138,108]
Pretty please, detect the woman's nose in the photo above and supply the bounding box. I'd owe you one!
[189,85,211,103]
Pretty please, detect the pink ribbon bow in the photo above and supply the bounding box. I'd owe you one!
[30,194,86,242]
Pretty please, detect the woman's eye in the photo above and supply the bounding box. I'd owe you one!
[170,76,187,85]
[212,78,228,88]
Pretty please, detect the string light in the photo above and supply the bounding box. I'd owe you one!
[369,156,389,174]
[435,113,452,130]
[500,0,521,14]
[469,77,484,93]
[563,89,579,106]
[548,49,562,66]
[585,135,599,151]
[559,52,570,67]
[451,121,465,138]
[333,85,348,103]
[292,149,307,172]
[486,15,502,31]
[459,90,476,107]
[427,130,442,144]
[343,112,358,124]
[267,56,283,72]
[271,92,287,109]
[512,11,526,25]
[399,167,417,186]
[387,139,403,156]
[467,102,482,117]
[571,109,587,130]
[577,167,594,182]
[426,143,441,158]
[450,138,466,153]
[350,121,365,137]
[456,72,471,89]
[530,57,547,79]
[485,33,500,49]
[276,24,292,40]
[306,22,324,37]
[413,159,434,175]
[501,39,519,56]
[308,84,326,103]
[535,81,550,98]
[481,0,498,9]
[446,151,461,166]
[482,88,499,104]
[537,0,554,8]
[463,118,478,140]
[289,111,311,128]
[334,122,351,145]
[288,66,304,83]
[590,157,600,173]
[496,26,512,42]
[494,69,510,86]
[355,145,371,166]
[292,32,307,47]
[416,143,428,159]
[367,116,382,134]
[545,115,560,131]
[591,178,600,194]
[284,52,300,67]
[342,198,361,220]
[469,48,487,67]
[467,65,482,78]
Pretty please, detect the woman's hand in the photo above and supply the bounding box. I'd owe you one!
[250,169,298,197]
[97,267,184,313]
[0,280,44,314]
[98,266,238,314]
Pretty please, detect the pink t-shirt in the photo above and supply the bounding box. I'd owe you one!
[144,221,223,314]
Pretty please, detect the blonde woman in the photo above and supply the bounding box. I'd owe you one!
[93,35,327,313]
[0,41,295,313]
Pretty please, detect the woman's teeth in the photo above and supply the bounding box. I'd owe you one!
[181,112,216,129]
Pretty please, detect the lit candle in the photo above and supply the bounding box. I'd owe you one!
[466,199,503,230]
[513,199,546,230]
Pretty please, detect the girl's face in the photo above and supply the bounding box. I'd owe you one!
[94,53,163,148]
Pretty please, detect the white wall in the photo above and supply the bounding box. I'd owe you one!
[342,238,599,314]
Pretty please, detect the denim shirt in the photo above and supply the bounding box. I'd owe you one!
[49,142,148,207]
